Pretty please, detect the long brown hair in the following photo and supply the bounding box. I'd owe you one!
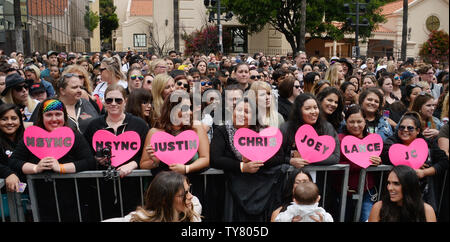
[155,92,193,134]
[410,92,436,129]
[130,171,199,222]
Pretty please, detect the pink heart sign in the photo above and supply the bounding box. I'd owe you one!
[388,138,428,169]
[341,134,383,168]
[24,126,74,160]
[92,130,141,167]
[295,124,335,163]
[233,127,283,162]
[150,130,199,166]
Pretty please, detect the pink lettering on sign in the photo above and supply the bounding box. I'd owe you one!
[295,124,335,163]
[388,138,428,169]
[233,127,283,162]
[150,130,199,166]
[24,126,74,160]
[341,133,383,168]
[92,130,141,167]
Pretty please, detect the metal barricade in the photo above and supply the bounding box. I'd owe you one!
[0,179,4,222]
[25,166,349,222]
[301,164,350,222]
[353,165,393,222]
[0,179,24,222]
[26,168,225,222]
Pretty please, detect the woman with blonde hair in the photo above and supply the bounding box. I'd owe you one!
[151,74,175,119]
[150,59,168,77]
[92,57,127,102]
[249,81,284,128]
[1,73,39,122]
[324,62,345,87]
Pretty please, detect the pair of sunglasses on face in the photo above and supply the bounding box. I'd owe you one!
[177,81,189,89]
[14,84,29,92]
[105,98,124,105]
[130,75,144,81]
[398,125,417,132]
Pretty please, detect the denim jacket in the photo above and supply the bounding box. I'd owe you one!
[338,116,393,141]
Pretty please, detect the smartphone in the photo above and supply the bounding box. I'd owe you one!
[383,110,390,118]
[427,121,432,128]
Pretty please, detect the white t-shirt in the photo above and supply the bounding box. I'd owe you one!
[275,202,334,222]
[93,80,128,102]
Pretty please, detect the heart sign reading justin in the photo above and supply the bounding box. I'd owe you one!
[388,138,428,169]
[24,126,74,160]
[295,124,335,163]
[92,130,141,167]
[341,134,383,168]
[233,127,283,162]
[150,130,199,166]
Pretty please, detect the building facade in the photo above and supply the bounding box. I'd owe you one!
[0,0,100,55]
[115,0,448,59]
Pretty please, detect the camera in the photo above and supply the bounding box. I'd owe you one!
[96,147,112,159]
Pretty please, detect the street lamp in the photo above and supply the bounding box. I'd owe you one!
[344,0,370,58]
[204,0,233,53]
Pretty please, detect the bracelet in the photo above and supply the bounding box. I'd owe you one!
[59,163,66,174]
[240,162,244,173]
[185,165,190,174]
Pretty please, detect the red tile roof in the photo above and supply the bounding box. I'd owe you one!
[28,0,68,16]
[130,0,153,16]
[373,25,396,33]
[380,0,415,16]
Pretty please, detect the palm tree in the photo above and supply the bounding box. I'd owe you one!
[401,0,408,61]
[299,0,306,51]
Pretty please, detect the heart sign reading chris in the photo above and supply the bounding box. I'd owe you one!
[388,138,428,169]
[233,127,283,162]
[150,130,199,166]
[92,130,141,167]
[295,124,335,163]
[341,134,383,168]
[24,126,74,160]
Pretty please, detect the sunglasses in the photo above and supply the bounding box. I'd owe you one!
[13,84,29,92]
[294,85,301,89]
[130,75,144,80]
[105,98,124,105]
[398,125,416,132]
[201,81,212,86]
[176,183,193,200]
[250,75,261,80]
[64,73,83,79]
[177,81,189,88]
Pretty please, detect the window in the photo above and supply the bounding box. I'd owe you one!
[224,26,247,53]
[134,34,146,47]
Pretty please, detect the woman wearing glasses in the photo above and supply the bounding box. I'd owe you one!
[174,75,190,93]
[83,84,149,220]
[103,171,202,222]
[381,112,448,213]
[277,76,302,121]
[1,73,39,122]
[126,67,144,94]
[92,57,127,102]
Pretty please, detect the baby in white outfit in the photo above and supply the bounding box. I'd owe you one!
[275,181,333,222]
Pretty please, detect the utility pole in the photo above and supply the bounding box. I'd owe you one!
[344,0,370,58]
[204,0,233,54]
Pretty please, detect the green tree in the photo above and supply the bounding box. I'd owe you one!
[222,0,392,54]
[419,30,449,63]
[100,0,119,43]
[85,6,100,33]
